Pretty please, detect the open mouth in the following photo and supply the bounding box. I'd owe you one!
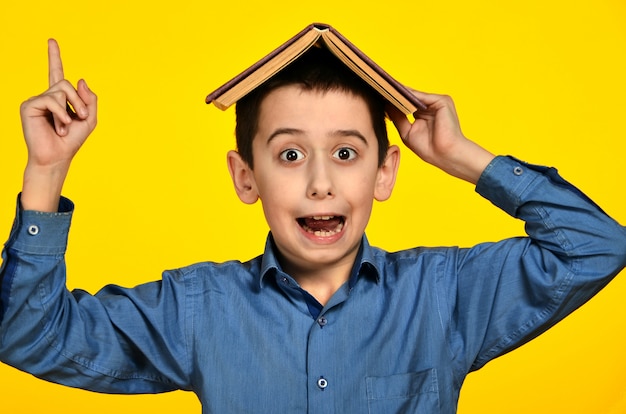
[297,215,345,237]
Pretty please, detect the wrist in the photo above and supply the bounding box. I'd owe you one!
[442,140,495,185]
[21,162,70,212]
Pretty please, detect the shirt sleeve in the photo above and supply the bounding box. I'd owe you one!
[448,156,626,373]
[0,196,192,394]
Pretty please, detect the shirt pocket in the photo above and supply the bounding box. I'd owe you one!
[366,369,440,413]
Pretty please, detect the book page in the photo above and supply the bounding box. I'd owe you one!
[215,29,324,109]
[320,31,416,114]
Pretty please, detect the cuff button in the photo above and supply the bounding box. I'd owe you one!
[27,225,40,236]
[513,166,524,176]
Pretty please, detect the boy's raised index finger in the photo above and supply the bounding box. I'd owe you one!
[47,38,64,87]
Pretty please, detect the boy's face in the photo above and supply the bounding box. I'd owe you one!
[228,85,399,276]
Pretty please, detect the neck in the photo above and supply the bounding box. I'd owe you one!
[293,263,353,306]
[272,237,363,306]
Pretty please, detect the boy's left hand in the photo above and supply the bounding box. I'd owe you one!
[387,90,494,185]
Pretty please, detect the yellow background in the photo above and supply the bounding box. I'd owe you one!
[1,1,625,412]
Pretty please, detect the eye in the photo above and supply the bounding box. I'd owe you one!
[333,147,357,161]
[279,148,305,162]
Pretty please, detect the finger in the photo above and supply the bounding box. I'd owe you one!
[405,88,451,112]
[48,39,64,87]
[36,95,73,136]
[45,81,86,125]
[63,81,90,119]
[77,79,97,126]
[47,39,68,135]
[23,94,73,125]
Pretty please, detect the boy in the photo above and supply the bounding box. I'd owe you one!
[1,38,625,414]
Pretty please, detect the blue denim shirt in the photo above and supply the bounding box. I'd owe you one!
[1,156,625,413]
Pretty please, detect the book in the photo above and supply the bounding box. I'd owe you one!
[205,23,427,114]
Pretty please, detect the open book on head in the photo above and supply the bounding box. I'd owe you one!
[205,23,426,114]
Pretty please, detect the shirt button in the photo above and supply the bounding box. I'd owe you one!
[317,377,328,390]
[27,225,40,236]
[317,316,328,327]
[513,166,524,176]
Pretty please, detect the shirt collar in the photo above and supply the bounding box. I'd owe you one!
[258,233,380,289]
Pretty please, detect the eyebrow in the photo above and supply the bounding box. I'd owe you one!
[266,128,304,143]
[266,128,369,145]
[332,129,369,145]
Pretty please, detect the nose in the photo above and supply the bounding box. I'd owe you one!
[307,155,334,199]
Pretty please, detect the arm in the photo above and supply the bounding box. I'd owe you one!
[454,156,626,371]
[389,91,626,372]
[0,202,192,392]
[0,41,191,393]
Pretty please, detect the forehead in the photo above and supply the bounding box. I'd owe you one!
[256,85,374,135]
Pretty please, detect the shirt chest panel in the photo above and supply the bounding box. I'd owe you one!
[190,263,455,413]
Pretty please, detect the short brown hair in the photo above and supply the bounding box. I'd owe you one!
[235,47,389,168]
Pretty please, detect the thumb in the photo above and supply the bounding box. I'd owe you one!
[77,79,98,127]
[386,104,411,142]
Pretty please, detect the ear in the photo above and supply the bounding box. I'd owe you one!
[227,150,259,204]
[374,145,400,201]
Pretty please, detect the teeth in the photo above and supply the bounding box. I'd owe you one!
[312,215,332,220]
[301,221,344,236]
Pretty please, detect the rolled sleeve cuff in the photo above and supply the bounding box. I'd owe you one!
[475,155,545,217]
[5,195,74,255]
[476,155,604,219]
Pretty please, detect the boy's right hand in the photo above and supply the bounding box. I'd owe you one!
[20,39,98,212]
